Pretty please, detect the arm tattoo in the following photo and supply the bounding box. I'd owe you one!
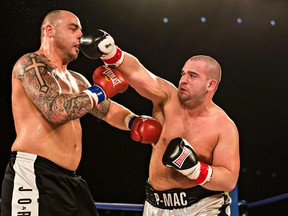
[17,53,92,122]
[90,100,111,120]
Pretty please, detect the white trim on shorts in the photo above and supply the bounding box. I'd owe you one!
[143,194,231,216]
[12,151,39,216]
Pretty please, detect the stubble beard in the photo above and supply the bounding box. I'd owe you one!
[55,38,78,63]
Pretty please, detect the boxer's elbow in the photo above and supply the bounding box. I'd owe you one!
[225,182,237,193]
[45,111,69,124]
[225,175,239,192]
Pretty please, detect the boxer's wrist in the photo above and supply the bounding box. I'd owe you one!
[101,46,124,67]
[124,113,139,129]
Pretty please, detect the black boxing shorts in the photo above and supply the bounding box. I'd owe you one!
[145,180,224,210]
[1,151,99,216]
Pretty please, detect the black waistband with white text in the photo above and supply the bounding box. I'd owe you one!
[145,181,223,209]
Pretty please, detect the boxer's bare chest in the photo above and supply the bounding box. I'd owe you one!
[52,69,79,93]
[163,108,218,163]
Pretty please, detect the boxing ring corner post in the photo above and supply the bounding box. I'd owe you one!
[229,183,239,216]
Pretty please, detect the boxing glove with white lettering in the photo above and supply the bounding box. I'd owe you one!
[83,66,128,106]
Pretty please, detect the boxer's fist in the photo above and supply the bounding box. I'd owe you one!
[80,29,112,59]
[125,115,162,144]
[93,66,128,97]
[80,29,124,67]
[83,66,128,106]
[162,138,212,185]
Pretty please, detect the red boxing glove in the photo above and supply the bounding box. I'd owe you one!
[93,65,128,98]
[83,66,128,106]
[126,115,162,144]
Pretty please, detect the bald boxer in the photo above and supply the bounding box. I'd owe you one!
[80,29,240,216]
[1,11,161,216]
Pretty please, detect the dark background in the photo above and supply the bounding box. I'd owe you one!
[1,0,288,215]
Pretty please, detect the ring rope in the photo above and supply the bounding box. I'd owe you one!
[0,193,287,212]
